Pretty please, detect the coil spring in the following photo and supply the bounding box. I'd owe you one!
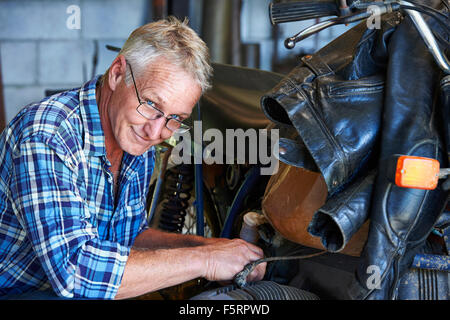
[158,164,194,233]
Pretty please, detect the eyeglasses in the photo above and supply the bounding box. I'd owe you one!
[127,62,191,134]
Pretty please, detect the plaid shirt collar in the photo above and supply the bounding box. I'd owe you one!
[79,75,108,157]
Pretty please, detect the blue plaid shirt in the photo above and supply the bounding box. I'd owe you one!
[0,76,155,299]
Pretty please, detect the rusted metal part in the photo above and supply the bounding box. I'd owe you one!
[409,224,450,272]
[412,254,450,272]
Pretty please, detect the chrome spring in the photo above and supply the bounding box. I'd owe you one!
[158,164,194,233]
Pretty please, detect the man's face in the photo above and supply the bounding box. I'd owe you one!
[107,58,202,156]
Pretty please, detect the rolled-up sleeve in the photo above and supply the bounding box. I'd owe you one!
[9,136,130,299]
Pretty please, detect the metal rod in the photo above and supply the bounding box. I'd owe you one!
[285,19,337,49]
[194,102,205,236]
[400,1,450,74]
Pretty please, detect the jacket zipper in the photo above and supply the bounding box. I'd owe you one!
[389,254,401,299]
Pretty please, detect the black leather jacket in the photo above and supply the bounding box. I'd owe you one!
[261,7,449,299]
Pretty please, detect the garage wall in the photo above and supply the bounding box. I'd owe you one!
[0,0,149,123]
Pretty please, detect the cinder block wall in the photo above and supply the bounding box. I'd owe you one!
[0,0,149,123]
[0,0,351,124]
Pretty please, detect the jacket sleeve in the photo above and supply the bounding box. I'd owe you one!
[9,135,130,299]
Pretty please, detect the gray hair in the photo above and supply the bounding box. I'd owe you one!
[101,16,212,92]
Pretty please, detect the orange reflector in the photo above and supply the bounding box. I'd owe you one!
[395,156,440,190]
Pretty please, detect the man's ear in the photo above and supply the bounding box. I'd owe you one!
[108,55,127,91]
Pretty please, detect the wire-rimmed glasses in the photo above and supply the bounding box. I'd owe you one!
[128,62,191,134]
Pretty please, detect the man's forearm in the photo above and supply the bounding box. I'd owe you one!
[115,246,206,300]
[133,227,214,249]
[116,236,267,300]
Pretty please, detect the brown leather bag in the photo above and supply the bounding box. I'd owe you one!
[262,161,369,257]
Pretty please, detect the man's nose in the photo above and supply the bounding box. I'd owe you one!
[143,117,166,140]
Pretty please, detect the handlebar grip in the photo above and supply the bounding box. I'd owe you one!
[269,0,341,25]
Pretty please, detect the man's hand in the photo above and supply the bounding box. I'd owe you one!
[202,238,266,282]
[117,231,267,299]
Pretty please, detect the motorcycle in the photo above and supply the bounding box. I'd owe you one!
[143,0,450,300]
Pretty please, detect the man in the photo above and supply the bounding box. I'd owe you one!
[0,17,266,300]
